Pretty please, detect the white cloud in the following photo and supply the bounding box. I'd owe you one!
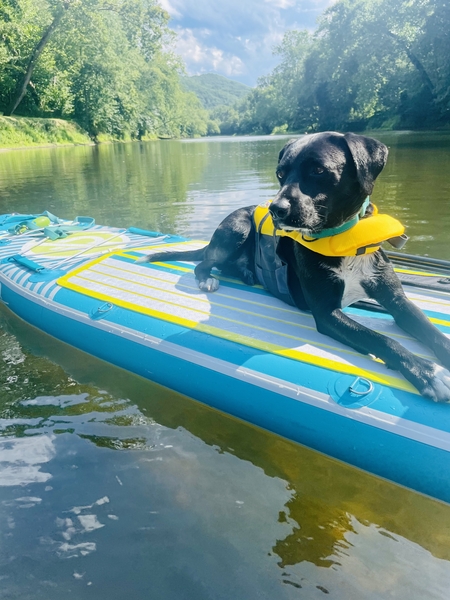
[159,0,182,18]
[174,28,245,77]
[264,0,296,8]
[165,0,334,84]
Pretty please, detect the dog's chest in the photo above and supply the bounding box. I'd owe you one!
[327,254,377,308]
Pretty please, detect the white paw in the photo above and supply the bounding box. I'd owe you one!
[198,278,219,293]
[423,365,450,403]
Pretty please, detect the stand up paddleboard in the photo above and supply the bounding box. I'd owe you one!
[1,212,450,502]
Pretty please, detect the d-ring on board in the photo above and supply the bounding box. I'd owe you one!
[349,377,374,396]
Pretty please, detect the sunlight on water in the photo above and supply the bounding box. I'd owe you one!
[1,134,450,599]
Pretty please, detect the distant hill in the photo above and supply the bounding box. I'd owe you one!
[182,74,250,109]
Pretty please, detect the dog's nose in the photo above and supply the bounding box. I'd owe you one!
[269,200,290,221]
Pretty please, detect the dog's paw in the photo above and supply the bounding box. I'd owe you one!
[421,364,450,403]
[241,269,256,286]
[198,278,220,293]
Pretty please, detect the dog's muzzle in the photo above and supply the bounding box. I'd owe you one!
[270,195,322,232]
[269,199,290,223]
[269,198,291,229]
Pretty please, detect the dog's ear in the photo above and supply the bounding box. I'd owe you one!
[344,133,388,196]
[278,138,298,163]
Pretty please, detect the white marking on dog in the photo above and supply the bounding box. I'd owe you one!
[328,254,377,308]
[424,365,450,403]
[199,278,219,293]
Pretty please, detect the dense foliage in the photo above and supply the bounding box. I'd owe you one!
[0,0,217,139]
[216,0,450,135]
[2,0,449,140]
[182,74,250,110]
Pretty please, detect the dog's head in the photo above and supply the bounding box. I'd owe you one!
[270,132,388,234]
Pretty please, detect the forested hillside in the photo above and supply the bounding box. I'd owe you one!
[215,0,450,135]
[0,0,218,140]
[182,74,250,109]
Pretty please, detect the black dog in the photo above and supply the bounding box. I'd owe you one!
[138,132,450,401]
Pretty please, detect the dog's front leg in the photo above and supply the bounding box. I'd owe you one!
[363,258,450,371]
[312,306,450,402]
[372,287,450,370]
[288,268,425,378]
[194,206,256,292]
[289,264,450,401]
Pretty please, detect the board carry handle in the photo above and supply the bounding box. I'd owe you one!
[128,227,165,237]
[4,255,46,272]
[1,254,67,281]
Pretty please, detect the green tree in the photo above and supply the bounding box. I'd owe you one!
[0,0,212,139]
[4,0,72,115]
[214,0,450,134]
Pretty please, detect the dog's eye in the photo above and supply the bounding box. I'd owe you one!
[312,166,325,175]
[276,170,284,180]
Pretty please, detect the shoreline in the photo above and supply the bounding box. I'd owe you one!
[0,114,167,151]
[0,141,96,152]
[0,115,94,150]
[2,126,449,153]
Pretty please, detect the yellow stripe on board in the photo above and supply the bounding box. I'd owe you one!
[406,292,450,312]
[427,316,450,327]
[394,267,443,277]
[58,260,417,395]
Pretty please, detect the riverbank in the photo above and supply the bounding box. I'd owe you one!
[0,115,94,149]
[2,116,446,152]
[0,116,173,150]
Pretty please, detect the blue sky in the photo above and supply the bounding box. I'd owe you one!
[160,0,333,86]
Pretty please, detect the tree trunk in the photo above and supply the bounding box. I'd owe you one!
[385,29,435,96]
[4,7,68,116]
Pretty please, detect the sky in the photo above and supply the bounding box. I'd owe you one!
[160,0,333,87]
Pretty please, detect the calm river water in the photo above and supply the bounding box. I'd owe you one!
[1,132,450,599]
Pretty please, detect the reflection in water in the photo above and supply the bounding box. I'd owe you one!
[1,305,450,599]
[1,134,450,598]
[0,435,55,486]
[1,133,450,257]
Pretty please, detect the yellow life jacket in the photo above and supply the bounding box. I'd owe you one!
[253,203,406,257]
